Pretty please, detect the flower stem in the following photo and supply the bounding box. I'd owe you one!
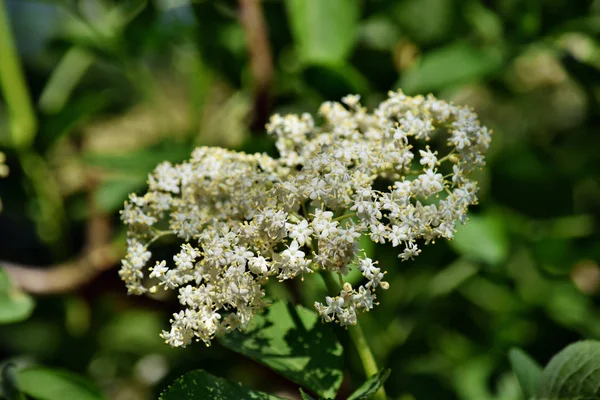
[332,212,356,222]
[321,271,387,400]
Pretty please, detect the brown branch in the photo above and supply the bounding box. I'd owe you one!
[238,0,274,130]
[1,244,122,294]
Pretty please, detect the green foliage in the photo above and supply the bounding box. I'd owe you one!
[0,269,34,324]
[219,301,343,398]
[298,387,318,400]
[536,340,600,399]
[16,367,104,400]
[509,348,542,399]
[159,370,284,400]
[347,369,391,400]
[1,0,600,399]
[450,212,509,266]
[1,364,25,400]
[286,0,359,66]
[399,42,504,94]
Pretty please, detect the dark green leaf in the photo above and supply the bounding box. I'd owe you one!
[0,268,35,324]
[392,0,454,44]
[536,340,600,400]
[398,42,504,94]
[17,367,103,400]
[286,0,359,66]
[38,91,113,151]
[509,348,542,399]
[219,301,344,398]
[159,370,284,400]
[347,369,391,400]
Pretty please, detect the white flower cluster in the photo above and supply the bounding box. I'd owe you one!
[119,90,491,347]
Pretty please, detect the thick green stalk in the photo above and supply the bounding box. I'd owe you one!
[322,271,387,400]
[0,0,37,148]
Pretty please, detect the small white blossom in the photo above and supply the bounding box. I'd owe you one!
[120,90,490,346]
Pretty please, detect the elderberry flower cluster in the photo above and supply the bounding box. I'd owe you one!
[119,90,491,347]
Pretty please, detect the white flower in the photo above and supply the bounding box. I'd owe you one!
[419,148,438,169]
[120,90,490,346]
[287,220,313,245]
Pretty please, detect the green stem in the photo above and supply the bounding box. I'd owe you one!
[437,149,456,164]
[0,0,37,148]
[332,212,356,222]
[321,271,387,400]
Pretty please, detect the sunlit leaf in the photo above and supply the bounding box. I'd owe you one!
[159,370,284,400]
[0,268,35,324]
[347,369,391,400]
[450,212,509,266]
[536,340,600,399]
[219,301,344,398]
[508,348,542,399]
[286,0,359,66]
[17,367,103,400]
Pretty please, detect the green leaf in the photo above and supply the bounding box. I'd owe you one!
[1,364,25,400]
[16,367,103,400]
[450,212,509,266]
[427,260,478,298]
[84,140,194,178]
[536,340,600,400]
[38,91,112,151]
[95,177,146,213]
[159,370,284,400]
[219,301,344,398]
[347,369,391,400]
[398,42,504,94]
[285,0,359,66]
[0,268,35,324]
[392,0,454,44]
[508,348,542,399]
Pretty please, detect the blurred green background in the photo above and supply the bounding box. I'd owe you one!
[1,0,599,399]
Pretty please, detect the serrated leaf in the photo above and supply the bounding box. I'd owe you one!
[399,42,504,94]
[219,301,343,398]
[450,213,509,266]
[16,367,103,400]
[285,0,359,66]
[159,370,284,400]
[0,268,35,324]
[509,348,542,399]
[347,369,391,400]
[536,340,600,400]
